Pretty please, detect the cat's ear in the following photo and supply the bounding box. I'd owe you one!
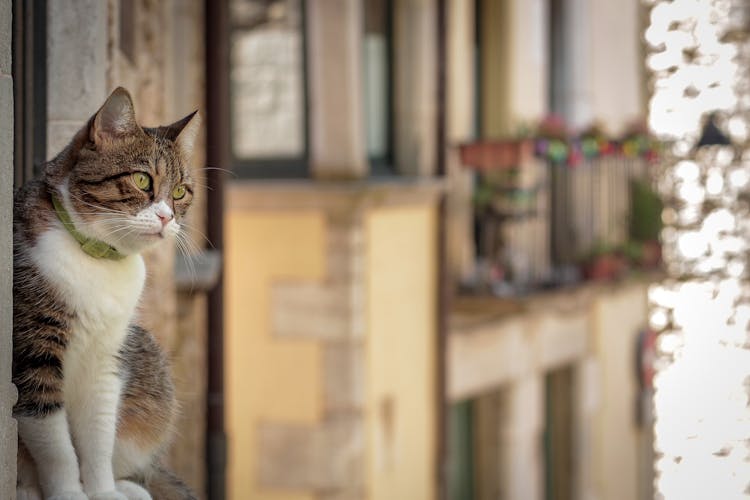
[90,87,141,147]
[163,110,201,159]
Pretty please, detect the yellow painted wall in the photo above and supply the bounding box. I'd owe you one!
[365,206,438,500]
[225,211,326,500]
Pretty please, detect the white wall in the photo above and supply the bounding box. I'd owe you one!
[486,0,644,133]
[588,0,644,134]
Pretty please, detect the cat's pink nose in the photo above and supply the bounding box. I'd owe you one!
[157,213,173,227]
[154,201,174,226]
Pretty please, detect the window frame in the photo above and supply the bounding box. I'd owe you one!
[228,0,311,179]
[12,0,47,189]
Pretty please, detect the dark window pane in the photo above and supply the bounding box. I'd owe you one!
[364,0,391,163]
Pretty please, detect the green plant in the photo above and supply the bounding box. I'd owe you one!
[630,178,663,242]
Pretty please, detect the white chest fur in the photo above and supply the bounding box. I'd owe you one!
[31,226,146,368]
[29,226,148,495]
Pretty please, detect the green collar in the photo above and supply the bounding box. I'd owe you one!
[51,195,126,260]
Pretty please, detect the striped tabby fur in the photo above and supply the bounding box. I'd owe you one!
[13,88,199,500]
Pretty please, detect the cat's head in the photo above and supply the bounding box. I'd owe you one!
[52,87,200,256]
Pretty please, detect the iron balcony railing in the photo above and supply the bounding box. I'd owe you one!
[460,139,660,294]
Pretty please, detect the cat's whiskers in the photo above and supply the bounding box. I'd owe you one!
[186,179,213,192]
[173,232,198,288]
[177,222,213,247]
[66,192,129,216]
[203,165,238,177]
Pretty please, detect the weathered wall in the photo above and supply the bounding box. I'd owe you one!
[108,1,208,492]
[447,280,650,499]
[592,284,648,500]
[224,184,441,500]
[44,1,208,493]
[224,209,326,500]
[365,206,437,500]
[589,0,643,134]
[46,0,108,156]
[0,1,17,498]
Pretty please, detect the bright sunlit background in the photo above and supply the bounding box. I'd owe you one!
[646,1,750,498]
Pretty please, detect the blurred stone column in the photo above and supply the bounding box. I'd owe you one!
[446,0,477,285]
[393,0,437,176]
[307,0,367,179]
[479,0,547,136]
[574,358,599,500]
[46,0,108,156]
[499,376,544,500]
[0,0,16,496]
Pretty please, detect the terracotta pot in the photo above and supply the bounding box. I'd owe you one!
[459,140,535,171]
[581,254,628,281]
[639,240,662,269]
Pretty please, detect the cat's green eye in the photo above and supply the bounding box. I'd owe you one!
[132,172,152,191]
[172,184,187,200]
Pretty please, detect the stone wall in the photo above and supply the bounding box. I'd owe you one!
[46,0,108,156]
[448,279,650,500]
[0,0,17,497]
[43,1,208,495]
[224,182,442,499]
[108,1,208,494]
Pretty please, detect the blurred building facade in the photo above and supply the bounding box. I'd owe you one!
[0,1,659,500]
[445,2,654,500]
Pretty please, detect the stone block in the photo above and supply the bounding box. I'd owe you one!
[257,417,364,491]
[447,317,530,401]
[47,0,108,122]
[323,342,364,413]
[535,312,589,372]
[0,0,10,75]
[47,120,84,161]
[326,224,364,284]
[0,68,15,500]
[0,75,12,385]
[271,282,355,340]
[0,75,12,199]
[0,386,17,500]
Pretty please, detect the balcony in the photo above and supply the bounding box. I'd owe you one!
[458,128,662,296]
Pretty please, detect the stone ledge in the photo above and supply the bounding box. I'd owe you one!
[447,277,654,402]
[227,177,445,212]
[451,274,659,333]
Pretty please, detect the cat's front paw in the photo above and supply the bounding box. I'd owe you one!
[115,480,152,500]
[88,491,127,500]
[46,492,88,500]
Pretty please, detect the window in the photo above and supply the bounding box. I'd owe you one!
[363,0,393,170]
[229,0,308,177]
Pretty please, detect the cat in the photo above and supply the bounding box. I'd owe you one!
[13,87,199,500]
